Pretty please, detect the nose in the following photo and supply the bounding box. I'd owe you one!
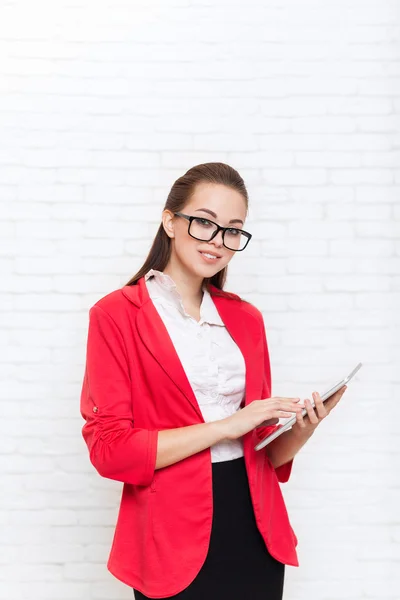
[210,229,224,247]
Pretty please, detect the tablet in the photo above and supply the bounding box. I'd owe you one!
[254,362,363,451]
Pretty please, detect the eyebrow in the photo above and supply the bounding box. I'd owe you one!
[194,208,244,226]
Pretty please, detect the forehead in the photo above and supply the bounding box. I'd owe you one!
[185,183,246,215]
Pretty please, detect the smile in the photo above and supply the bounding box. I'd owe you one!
[199,251,220,261]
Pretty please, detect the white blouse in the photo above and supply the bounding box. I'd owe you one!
[144,269,246,462]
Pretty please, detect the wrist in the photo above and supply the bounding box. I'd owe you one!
[212,418,233,442]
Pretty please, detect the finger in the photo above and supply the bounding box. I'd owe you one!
[278,411,296,418]
[331,386,347,401]
[275,397,301,404]
[279,400,304,411]
[312,392,328,419]
[280,406,304,414]
[295,407,306,429]
[269,401,302,413]
[304,398,319,424]
[324,386,347,410]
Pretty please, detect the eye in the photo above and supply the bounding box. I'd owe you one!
[226,228,240,236]
[197,218,213,227]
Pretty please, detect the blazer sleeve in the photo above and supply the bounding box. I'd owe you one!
[254,314,294,484]
[80,304,158,487]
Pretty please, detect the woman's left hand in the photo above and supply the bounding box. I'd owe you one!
[291,385,347,437]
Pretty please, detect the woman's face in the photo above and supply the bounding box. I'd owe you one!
[163,182,248,280]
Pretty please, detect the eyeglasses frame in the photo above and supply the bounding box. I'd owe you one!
[173,212,252,252]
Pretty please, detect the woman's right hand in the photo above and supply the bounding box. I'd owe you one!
[221,397,304,441]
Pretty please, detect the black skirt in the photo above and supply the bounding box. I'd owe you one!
[133,455,285,600]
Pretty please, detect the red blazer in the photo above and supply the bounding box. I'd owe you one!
[80,276,299,598]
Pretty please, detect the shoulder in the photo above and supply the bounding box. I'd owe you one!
[91,288,126,311]
[240,298,264,322]
[210,285,264,325]
[88,288,135,325]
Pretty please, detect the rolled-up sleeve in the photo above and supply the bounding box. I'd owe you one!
[80,304,158,487]
[258,314,294,484]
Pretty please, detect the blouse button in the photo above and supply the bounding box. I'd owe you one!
[92,406,99,413]
[210,356,215,361]
[197,332,202,339]
[211,391,218,398]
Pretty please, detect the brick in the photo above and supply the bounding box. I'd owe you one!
[1,3,399,598]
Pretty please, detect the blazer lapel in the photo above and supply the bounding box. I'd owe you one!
[136,298,205,419]
[211,291,264,407]
[123,278,264,420]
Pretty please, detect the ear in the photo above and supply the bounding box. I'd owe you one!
[162,210,175,239]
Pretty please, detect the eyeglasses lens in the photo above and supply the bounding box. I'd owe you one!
[189,218,247,251]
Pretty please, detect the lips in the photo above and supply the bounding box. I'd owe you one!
[198,250,222,259]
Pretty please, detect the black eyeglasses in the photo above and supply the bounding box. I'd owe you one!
[173,212,252,252]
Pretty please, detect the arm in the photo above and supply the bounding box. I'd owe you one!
[266,386,347,468]
[156,420,228,469]
[264,425,314,470]
[80,305,230,484]
[80,304,158,486]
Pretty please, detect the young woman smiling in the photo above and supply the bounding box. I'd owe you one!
[80,162,347,599]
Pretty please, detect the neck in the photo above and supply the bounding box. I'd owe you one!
[163,260,204,307]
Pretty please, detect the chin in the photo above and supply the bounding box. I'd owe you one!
[198,264,225,278]
[186,260,221,279]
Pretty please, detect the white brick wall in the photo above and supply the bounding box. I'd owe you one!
[1,0,399,598]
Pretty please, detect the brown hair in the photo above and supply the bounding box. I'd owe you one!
[124,162,249,299]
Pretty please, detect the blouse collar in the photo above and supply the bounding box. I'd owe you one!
[144,269,225,326]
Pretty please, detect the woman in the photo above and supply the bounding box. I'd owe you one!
[80,162,347,599]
